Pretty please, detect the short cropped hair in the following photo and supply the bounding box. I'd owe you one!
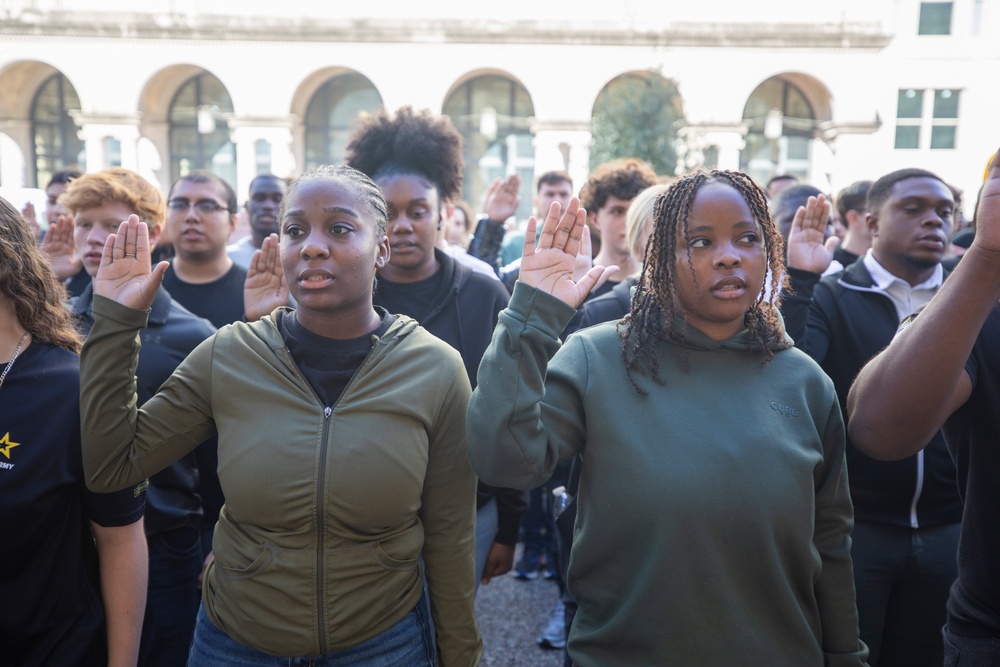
[835,180,873,221]
[60,167,166,230]
[46,169,81,190]
[536,171,573,193]
[867,168,945,214]
[169,170,238,217]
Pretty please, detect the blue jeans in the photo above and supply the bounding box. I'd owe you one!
[187,596,435,666]
[943,625,1000,666]
[474,498,498,592]
[139,523,203,667]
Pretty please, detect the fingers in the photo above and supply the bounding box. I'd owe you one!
[124,215,140,259]
[577,264,619,298]
[578,224,593,259]
[551,198,582,252]
[523,216,538,256]
[263,233,280,278]
[135,218,153,264]
[562,207,588,259]
[537,201,564,249]
[501,173,521,194]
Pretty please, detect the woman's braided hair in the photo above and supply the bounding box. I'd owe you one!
[619,170,787,394]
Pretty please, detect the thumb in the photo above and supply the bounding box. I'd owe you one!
[824,236,841,253]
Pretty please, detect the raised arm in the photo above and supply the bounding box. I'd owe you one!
[82,217,216,491]
[467,199,616,489]
[781,195,838,361]
[847,148,1000,460]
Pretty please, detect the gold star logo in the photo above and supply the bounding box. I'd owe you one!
[0,433,20,459]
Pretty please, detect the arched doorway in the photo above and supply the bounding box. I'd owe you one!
[303,72,383,170]
[31,73,85,188]
[443,73,534,220]
[740,76,821,186]
[169,72,236,186]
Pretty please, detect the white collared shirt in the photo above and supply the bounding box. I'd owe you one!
[862,248,943,322]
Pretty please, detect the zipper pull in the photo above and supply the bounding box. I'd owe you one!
[324,406,332,419]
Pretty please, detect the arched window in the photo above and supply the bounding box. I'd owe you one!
[169,73,236,186]
[740,77,815,186]
[304,73,383,170]
[443,75,534,220]
[591,72,683,175]
[31,73,85,187]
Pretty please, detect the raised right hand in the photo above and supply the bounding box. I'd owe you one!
[40,214,83,280]
[519,198,616,308]
[94,215,168,311]
[786,194,839,274]
[972,147,1000,255]
[244,233,288,322]
[483,173,521,224]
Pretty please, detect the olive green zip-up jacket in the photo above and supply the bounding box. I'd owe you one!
[81,295,482,664]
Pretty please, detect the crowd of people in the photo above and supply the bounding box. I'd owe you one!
[0,102,997,667]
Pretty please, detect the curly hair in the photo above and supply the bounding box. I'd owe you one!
[0,197,82,353]
[280,165,388,238]
[60,168,166,230]
[345,106,464,203]
[619,170,787,394]
[579,158,658,213]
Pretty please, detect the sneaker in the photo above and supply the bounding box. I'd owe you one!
[536,600,566,650]
[513,552,541,580]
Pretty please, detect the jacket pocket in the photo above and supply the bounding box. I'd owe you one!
[215,542,282,581]
[372,542,419,572]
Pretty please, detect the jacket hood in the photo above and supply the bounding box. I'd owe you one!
[668,304,793,354]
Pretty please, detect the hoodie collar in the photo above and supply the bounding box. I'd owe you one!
[668,305,793,354]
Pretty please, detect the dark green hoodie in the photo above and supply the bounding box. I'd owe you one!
[468,283,868,666]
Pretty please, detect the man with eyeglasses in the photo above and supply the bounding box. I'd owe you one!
[162,171,247,329]
[161,170,248,580]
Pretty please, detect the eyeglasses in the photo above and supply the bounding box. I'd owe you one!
[167,198,230,214]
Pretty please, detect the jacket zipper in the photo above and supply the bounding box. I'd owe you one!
[310,338,386,654]
[909,449,924,528]
[316,405,332,654]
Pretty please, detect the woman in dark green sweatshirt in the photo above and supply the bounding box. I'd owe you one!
[468,170,869,666]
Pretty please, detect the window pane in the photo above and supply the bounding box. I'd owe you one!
[442,75,535,220]
[895,125,921,149]
[31,73,85,185]
[918,2,953,34]
[304,74,382,169]
[933,89,959,119]
[897,89,924,119]
[930,125,956,149]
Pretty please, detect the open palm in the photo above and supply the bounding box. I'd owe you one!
[786,194,839,274]
[244,234,288,322]
[519,198,616,309]
[94,215,168,311]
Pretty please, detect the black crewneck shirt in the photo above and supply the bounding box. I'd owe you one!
[277,308,394,408]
